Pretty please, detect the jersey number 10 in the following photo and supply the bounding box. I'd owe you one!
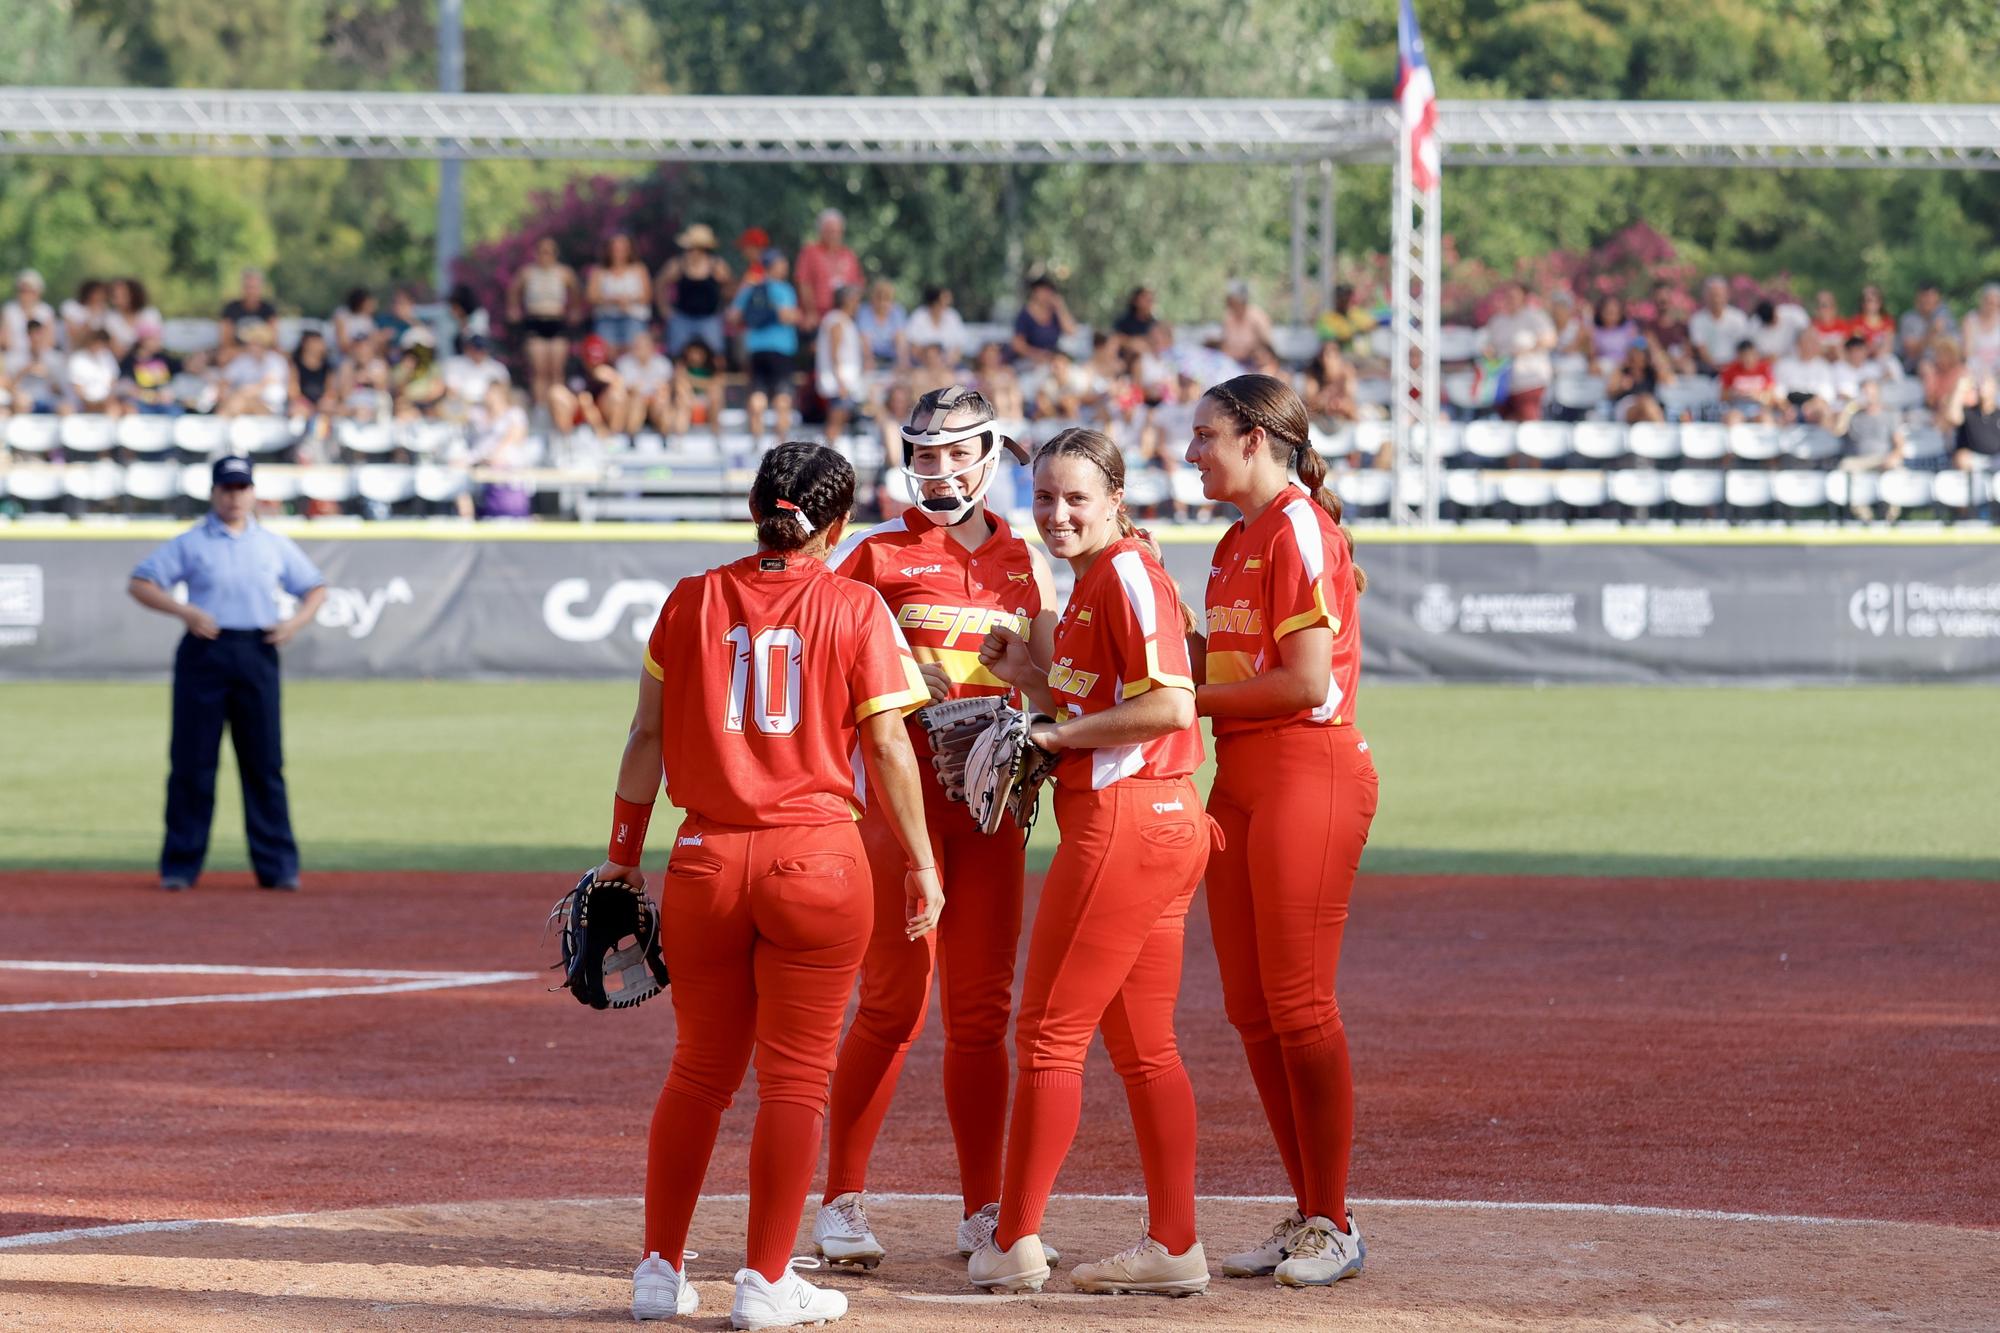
[723,624,804,735]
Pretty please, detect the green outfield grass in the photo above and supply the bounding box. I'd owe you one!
[4,682,1995,880]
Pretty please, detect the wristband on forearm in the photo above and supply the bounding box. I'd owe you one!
[607,795,655,865]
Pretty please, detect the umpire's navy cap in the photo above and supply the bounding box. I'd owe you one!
[212,455,255,487]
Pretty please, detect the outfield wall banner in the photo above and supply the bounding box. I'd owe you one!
[4,535,2000,683]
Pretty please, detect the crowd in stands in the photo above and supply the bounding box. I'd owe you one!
[2,210,1998,522]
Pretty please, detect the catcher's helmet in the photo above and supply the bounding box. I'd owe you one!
[900,385,1030,527]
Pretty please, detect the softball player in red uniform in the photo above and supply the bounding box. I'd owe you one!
[812,387,1060,1268]
[1183,373,1378,1288]
[595,442,940,1328]
[968,427,1213,1297]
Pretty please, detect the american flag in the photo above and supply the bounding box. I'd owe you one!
[1397,0,1440,193]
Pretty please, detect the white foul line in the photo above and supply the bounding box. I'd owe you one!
[0,959,537,1013]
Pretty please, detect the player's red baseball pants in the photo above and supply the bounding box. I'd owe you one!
[1205,726,1379,1223]
[642,816,870,1281]
[994,775,1212,1254]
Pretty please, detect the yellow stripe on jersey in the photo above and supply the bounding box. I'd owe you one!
[1274,582,1335,640]
[917,644,1013,689]
[1203,649,1259,684]
[1119,640,1196,698]
[643,648,665,681]
[854,657,929,722]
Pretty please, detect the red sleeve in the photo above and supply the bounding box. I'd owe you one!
[1106,548,1195,700]
[848,585,928,722]
[1268,499,1339,639]
[643,583,686,681]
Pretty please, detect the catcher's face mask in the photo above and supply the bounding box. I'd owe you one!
[901,385,1028,526]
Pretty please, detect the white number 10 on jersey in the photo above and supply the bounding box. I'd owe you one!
[723,624,804,735]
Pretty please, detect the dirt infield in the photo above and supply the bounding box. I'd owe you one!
[2,869,1996,1328]
[7,1196,1996,1331]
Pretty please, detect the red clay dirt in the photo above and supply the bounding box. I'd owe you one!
[3,869,1993,1239]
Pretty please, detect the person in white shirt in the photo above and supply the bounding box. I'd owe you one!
[442,335,512,414]
[813,284,866,441]
[65,328,125,415]
[104,278,163,358]
[905,285,968,366]
[1748,299,1811,361]
[1773,329,1839,424]
[1830,334,1903,406]
[613,328,676,435]
[219,322,291,417]
[2,269,57,368]
[1478,282,1558,421]
[1686,277,1750,374]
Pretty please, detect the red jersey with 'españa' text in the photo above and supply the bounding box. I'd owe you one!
[1203,485,1359,738]
[1049,537,1203,790]
[831,509,1042,705]
[644,552,927,827]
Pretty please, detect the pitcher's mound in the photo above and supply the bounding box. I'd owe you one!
[2,1194,1991,1330]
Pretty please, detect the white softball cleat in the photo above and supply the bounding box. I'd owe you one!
[1273,1211,1365,1287]
[967,1233,1051,1293]
[631,1250,699,1320]
[811,1192,886,1270]
[1219,1207,1304,1278]
[956,1202,1059,1265]
[728,1258,847,1329]
[1069,1233,1210,1296]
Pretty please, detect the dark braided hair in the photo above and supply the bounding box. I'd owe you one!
[1034,427,1135,538]
[1201,373,1366,593]
[750,441,856,553]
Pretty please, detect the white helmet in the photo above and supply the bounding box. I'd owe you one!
[899,385,1029,527]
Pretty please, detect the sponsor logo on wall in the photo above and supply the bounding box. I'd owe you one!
[1601,583,1715,642]
[1848,581,2000,639]
[542,578,671,643]
[0,564,44,647]
[276,577,415,640]
[1414,582,1578,635]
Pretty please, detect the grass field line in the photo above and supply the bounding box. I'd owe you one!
[0,959,537,1013]
[0,1192,1903,1252]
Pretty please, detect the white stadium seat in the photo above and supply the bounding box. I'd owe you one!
[1552,375,1608,415]
[1723,470,1774,511]
[1627,422,1680,462]
[1658,378,1720,417]
[1726,424,1783,463]
[1516,422,1572,463]
[4,466,63,503]
[123,461,183,503]
[1826,469,1877,511]
[1902,426,1947,463]
[116,414,177,457]
[255,467,301,504]
[1314,425,1356,462]
[230,416,295,455]
[1879,378,1925,411]
[1334,468,1393,512]
[1444,469,1497,511]
[339,421,396,456]
[1414,423,1460,462]
[59,414,118,455]
[298,466,356,504]
[1553,471,1607,512]
[1462,421,1517,461]
[1783,427,1842,464]
[356,464,418,507]
[1169,470,1210,511]
[1497,471,1556,512]
[1351,421,1394,461]
[1931,469,1974,510]
[173,415,229,456]
[1123,469,1169,511]
[1771,470,1829,511]
[1608,468,1667,513]
[1666,469,1724,510]
[62,461,123,504]
[5,415,61,456]
[1571,422,1628,462]
[1679,423,1728,463]
[415,464,471,504]
[1877,470,1933,511]
[180,463,215,500]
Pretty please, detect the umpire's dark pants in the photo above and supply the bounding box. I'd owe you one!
[161,630,299,886]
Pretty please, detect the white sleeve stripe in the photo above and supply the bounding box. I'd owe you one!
[863,585,914,650]
[1111,549,1158,637]
[828,513,909,573]
[1282,500,1327,581]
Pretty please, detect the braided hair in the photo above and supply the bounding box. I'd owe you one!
[1034,427,1135,538]
[750,441,856,552]
[1201,373,1366,592]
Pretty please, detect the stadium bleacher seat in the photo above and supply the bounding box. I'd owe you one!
[1572,421,1628,463]
[1879,379,1925,411]
[1353,378,1395,410]
[1516,421,1572,464]
[1311,425,1354,462]
[1496,470,1556,516]
[1771,470,1830,514]
[1414,422,1460,463]
[1627,422,1680,463]
[1607,467,1667,517]
[1335,468,1393,515]
[1679,423,1728,463]
[5,415,61,457]
[1124,469,1169,512]
[1437,326,1480,362]
[298,467,357,506]
[1723,469,1774,516]
[1726,424,1783,464]
[339,421,396,457]
[117,414,176,457]
[1666,468,1724,516]
[1783,427,1842,465]
[1551,375,1608,416]
[1553,470,1608,516]
[1658,378,1720,419]
[1931,469,1974,512]
[173,415,228,456]
[1903,425,1947,465]
[62,461,123,506]
[59,415,118,456]
[357,464,418,509]
[1825,469,1873,513]
[1169,470,1210,514]
[123,461,182,505]
[5,466,63,507]
[1351,421,1393,462]
[231,416,295,456]
[415,464,471,505]
[1878,470,1933,513]
[1444,468,1497,513]
[1462,420,1517,462]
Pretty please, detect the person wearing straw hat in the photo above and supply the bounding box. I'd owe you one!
[658,223,734,360]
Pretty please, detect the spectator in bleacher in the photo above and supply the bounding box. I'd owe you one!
[333,288,379,363]
[1688,276,1750,374]
[218,322,291,418]
[170,350,222,416]
[1810,290,1849,345]
[1549,287,1590,361]
[1960,284,2000,379]
[909,341,955,397]
[119,315,180,416]
[1479,281,1558,422]
[1081,332,1128,416]
[1033,348,1088,419]
[339,354,392,424]
[973,340,1026,420]
[1832,333,1902,406]
[1607,336,1672,425]
[65,328,123,417]
[447,283,490,354]
[1316,283,1379,364]
[105,278,159,358]
[1303,340,1361,428]
[1947,375,2000,473]
[1639,280,1695,374]
[813,283,866,442]
[855,278,908,372]
[548,332,625,436]
[1774,329,1839,425]
[289,329,338,454]
[61,279,109,350]
[657,223,733,360]
[1588,295,1641,377]
[507,237,581,414]
[1012,276,1075,366]
[1748,298,1810,361]
[1898,282,1955,372]
[873,379,918,516]
[1921,336,1974,427]
[442,334,512,416]
[794,207,862,335]
[1136,321,1181,401]
[1834,380,1908,520]
[1219,279,1275,368]
[735,226,771,282]
[733,248,800,447]
[1113,286,1159,355]
[1850,284,1894,356]
[615,328,676,436]
[906,285,966,366]
[392,325,448,419]
[468,380,535,519]
[676,337,724,441]
[378,287,418,347]
[1718,340,1781,424]
[2,269,55,365]
[10,321,67,414]
[588,232,653,351]
[218,268,278,366]
[1142,369,1201,513]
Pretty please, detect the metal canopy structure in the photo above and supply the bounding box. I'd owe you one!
[4,89,1998,169]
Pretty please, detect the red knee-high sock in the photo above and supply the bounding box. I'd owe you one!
[644,1084,725,1265]
[994,1069,1082,1251]
[822,1031,909,1203]
[942,1041,1010,1214]
[748,1100,825,1281]
[1280,1030,1355,1221]
[1241,1033,1309,1209]
[1124,1063,1199,1253]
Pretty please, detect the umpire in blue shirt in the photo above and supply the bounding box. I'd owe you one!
[128,456,326,892]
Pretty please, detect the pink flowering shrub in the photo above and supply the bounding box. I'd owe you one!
[452,171,684,317]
